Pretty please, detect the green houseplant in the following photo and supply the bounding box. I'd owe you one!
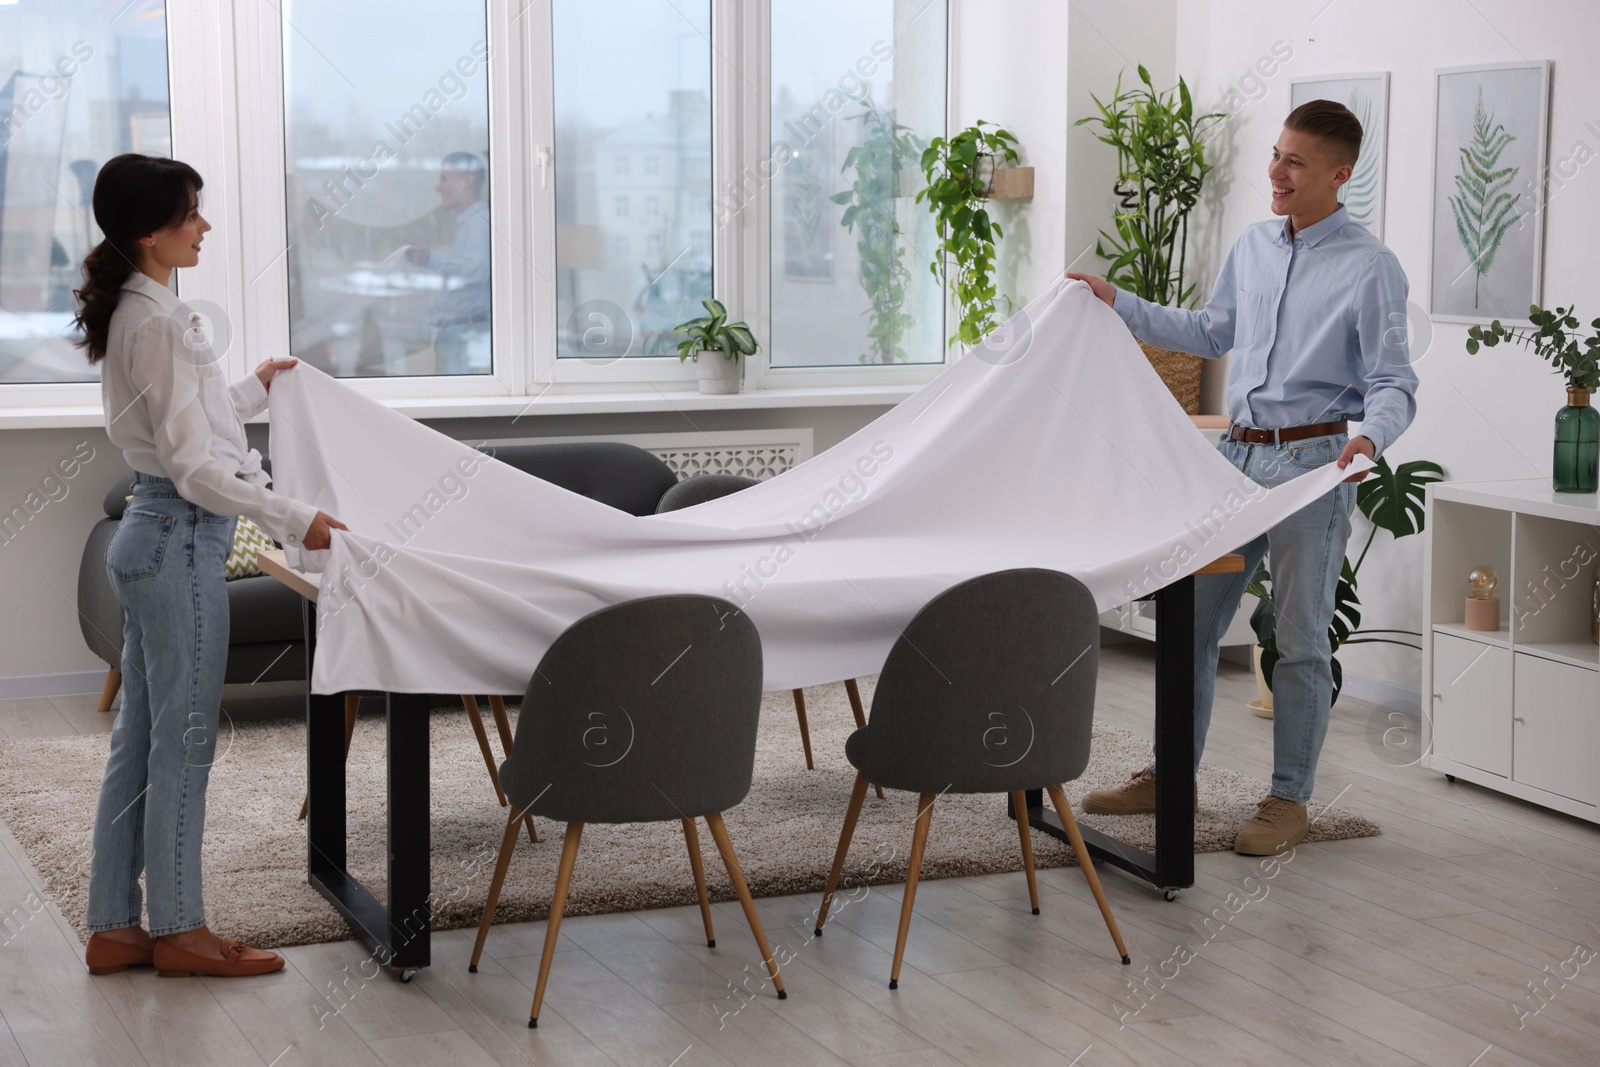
[916,120,1020,349]
[1468,304,1600,492]
[832,98,925,364]
[1247,456,1445,706]
[1074,66,1224,412]
[672,299,757,395]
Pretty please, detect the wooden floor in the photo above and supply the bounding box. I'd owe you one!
[1,645,1597,1067]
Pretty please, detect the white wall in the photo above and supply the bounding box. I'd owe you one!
[1175,0,1600,698]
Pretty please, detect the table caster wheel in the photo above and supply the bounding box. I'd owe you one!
[1163,890,1179,902]
[398,969,418,983]
[1445,774,1456,783]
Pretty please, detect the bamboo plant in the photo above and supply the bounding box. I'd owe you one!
[1074,66,1224,307]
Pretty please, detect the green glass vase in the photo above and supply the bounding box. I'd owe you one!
[1553,386,1599,493]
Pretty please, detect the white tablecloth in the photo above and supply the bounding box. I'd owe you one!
[268,278,1370,695]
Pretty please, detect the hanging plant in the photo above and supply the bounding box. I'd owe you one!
[916,120,1020,348]
[832,97,924,364]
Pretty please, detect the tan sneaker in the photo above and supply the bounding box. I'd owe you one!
[1233,795,1309,855]
[1081,767,1198,815]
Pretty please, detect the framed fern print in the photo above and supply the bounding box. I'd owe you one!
[1290,73,1389,238]
[1429,61,1550,324]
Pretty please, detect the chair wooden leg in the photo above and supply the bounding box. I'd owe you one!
[704,813,784,998]
[790,689,815,770]
[815,772,870,935]
[97,669,121,713]
[683,818,716,947]
[1010,791,1041,915]
[530,822,584,1028]
[843,680,884,799]
[462,695,508,807]
[299,694,362,821]
[489,695,514,754]
[469,807,523,972]
[1045,784,1130,965]
[889,793,936,989]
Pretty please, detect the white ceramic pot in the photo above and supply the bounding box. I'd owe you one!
[1251,645,1274,719]
[696,351,742,394]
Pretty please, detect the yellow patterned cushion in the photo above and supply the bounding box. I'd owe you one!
[225,516,276,580]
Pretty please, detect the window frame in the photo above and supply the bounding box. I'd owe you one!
[0,0,955,417]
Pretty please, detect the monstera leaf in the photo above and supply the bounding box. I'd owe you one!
[1357,457,1445,540]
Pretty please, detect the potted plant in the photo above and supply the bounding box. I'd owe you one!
[1467,304,1600,492]
[672,299,757,395]
[916,120,1021,349]
[1246,456,1444,714]
[832,97,925,364]
[1074,66,1224,413]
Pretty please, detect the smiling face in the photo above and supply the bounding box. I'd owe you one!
[138,189,210,273]
[1267,126,1352,221]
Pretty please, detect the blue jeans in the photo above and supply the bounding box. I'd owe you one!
[87,474,236,936]
[1153,433,1357,804]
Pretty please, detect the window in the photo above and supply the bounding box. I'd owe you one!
[615,154,629,177]
[279,0,492,378]
[551,0,711,360]
[0,4,171,384]
[643,154,659,178]
[768,1,946,367]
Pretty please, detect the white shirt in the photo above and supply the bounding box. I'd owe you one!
[100,272,319,546]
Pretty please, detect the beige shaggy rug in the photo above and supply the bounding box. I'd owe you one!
[0,677,1378,948]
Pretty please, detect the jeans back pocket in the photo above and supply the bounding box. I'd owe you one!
[108,509,178,582]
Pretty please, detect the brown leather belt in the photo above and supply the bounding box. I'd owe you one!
[1227,419,1347,445]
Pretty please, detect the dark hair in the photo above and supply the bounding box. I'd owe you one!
[1284,100,1363,167]
[72,154,203,364]
[441,150,486,194]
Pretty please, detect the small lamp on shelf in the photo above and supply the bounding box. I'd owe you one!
[1465,565,1500,631]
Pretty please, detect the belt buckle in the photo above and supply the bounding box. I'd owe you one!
[1273,427,1281,447]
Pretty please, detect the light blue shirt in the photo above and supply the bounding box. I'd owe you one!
[1112,205,1418,457]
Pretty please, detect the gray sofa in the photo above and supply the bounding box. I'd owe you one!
[79,443,680,712]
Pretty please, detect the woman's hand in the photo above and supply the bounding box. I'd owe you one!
[254,357,298,392]
[302,511,348,552]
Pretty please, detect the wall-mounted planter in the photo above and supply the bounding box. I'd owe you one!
[982,166,1034,199]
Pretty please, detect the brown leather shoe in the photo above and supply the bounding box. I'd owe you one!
[154,937,285,978]
[1081,767,1199,815]
[86,933,156,975]
[1233,795,1309,856]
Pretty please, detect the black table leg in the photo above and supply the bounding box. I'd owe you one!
[303,599,433,977]
[385,692,431,972]
[1021,575,1197,895]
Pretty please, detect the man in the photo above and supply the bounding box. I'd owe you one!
[1068,99,1418,855]
[406,151,491,375]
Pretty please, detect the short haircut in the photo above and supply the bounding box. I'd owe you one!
[1284,100,1362,167]
[441,150,486,191]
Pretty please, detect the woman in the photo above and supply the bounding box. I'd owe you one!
[74,154,346,978]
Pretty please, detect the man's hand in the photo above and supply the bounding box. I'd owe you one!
[404,244,431,266]
[254,358,298,392]
[1064,272,1117,308]
[302,511,348,552]
[1337,436,1376,482]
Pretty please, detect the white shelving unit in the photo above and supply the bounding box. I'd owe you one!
[1423,479,1600,822]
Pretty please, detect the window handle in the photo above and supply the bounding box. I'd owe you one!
[537,145,551,189]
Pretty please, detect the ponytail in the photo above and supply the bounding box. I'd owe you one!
[72,154,204,364]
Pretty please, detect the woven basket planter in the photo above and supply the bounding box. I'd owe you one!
[1139,341,1202,415]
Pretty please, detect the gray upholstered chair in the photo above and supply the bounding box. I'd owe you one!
[656,473,881,797]
[813,568,1130,987]
[466,593,785,1028]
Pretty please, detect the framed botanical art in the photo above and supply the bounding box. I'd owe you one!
[1429,61,1551,324]
[1290,73,1389,238]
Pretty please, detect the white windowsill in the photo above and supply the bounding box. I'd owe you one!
[0,382,920,431]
